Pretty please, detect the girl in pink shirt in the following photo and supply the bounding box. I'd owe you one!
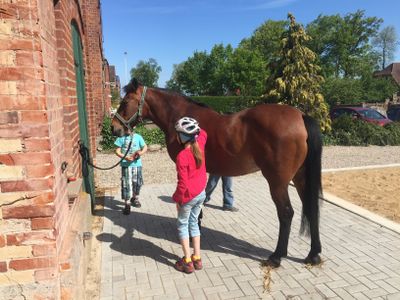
[173,117,207,274]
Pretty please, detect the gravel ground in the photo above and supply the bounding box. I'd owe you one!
[94,145,400,190]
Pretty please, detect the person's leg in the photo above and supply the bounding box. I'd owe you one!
[191,235,203,270]
[221,176,234,207]
[177,202,192,258]
[192,235,200,257]
[121,166,131,215]
[176,202,195,273]
[205,174,221,203]
[222,177,239,211]
[197,208,203,233]
[188,191,205,239]
[188,191,205,270]
[181,238,191,258]
[131,166,142,208]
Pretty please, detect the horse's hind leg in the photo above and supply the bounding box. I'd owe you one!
[293,168,322,265]
[266,181,294,268]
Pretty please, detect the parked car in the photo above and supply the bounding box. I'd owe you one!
[387,105,400,122]
[330,106,392,126]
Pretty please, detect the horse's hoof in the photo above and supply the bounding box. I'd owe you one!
[304,254,321,265]
[265,256,281,268]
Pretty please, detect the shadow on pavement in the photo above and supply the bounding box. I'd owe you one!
[97,196,304,267]
[158,195,174,203]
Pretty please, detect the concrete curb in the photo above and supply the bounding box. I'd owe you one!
[322,163,400,173]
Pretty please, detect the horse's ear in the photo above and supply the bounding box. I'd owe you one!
[124,78,140,94]
[132,78,142,90]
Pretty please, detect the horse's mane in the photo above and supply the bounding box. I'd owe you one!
[157,88,209,108]
[124,78,208,108]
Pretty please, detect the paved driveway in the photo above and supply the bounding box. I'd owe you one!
[98,174,400,299]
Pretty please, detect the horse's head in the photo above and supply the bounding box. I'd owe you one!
[111,78,147,137]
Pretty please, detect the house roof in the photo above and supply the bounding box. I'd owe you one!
[373,63,400,85]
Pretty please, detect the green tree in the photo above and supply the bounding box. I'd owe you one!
[307,10,382,78]
[266,14,330,131]
[130,58,162,87]
[322,78,363,106]
[110,87,121,108]
[361,76,399,102]
[321,72,398,106]
[168,46,234,96]
[373,26,398,69]
[206,44,233,95]
[226,47,267,96]
[165,63,185,92]
[240,20,287,64]
[175,51,209,95]
[167,43,266,96]
[306,14,342,77]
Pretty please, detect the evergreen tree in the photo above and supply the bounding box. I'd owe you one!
[266,13,331,131]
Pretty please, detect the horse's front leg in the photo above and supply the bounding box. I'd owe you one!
[266,184,293,268]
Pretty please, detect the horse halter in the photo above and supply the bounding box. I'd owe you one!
[114,86,147,131]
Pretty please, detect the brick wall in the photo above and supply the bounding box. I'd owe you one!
[0,0,110,298]
[0,1,61,298]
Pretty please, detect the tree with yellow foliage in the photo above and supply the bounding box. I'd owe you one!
[266,13,331,131]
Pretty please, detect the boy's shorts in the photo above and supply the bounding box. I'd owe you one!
[121,166,143,200]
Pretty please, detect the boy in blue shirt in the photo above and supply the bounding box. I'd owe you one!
[114,128,147,215]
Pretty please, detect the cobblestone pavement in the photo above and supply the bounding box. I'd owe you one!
[98,173,400,299]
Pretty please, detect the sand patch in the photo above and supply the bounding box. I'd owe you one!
[322,167,400,223]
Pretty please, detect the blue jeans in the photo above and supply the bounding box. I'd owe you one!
[177,191,205,240]
[205,175,234,208]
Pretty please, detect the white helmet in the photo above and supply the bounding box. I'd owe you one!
[175,117,200,135]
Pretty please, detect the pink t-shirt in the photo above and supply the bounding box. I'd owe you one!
[172,129,207,205]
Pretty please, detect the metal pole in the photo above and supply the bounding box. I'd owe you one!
[124,51,128,86]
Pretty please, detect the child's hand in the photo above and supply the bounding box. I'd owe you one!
[125,155,134,161]
[133,151,140,160]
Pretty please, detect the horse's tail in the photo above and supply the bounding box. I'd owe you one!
[300,115,323,236]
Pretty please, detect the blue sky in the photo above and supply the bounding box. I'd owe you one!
[101,0,400,88]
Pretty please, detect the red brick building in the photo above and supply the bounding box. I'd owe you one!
[109,65,121,94]
[0,0,111,298]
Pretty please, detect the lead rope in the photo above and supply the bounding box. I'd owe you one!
[78,133,134,171]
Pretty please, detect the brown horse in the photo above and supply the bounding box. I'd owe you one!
[112,79,323,268]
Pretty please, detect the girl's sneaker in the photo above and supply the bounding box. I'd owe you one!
[191,255,203,270]
[175,257,194,274]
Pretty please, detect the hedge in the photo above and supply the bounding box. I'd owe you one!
[323,115,400,146]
